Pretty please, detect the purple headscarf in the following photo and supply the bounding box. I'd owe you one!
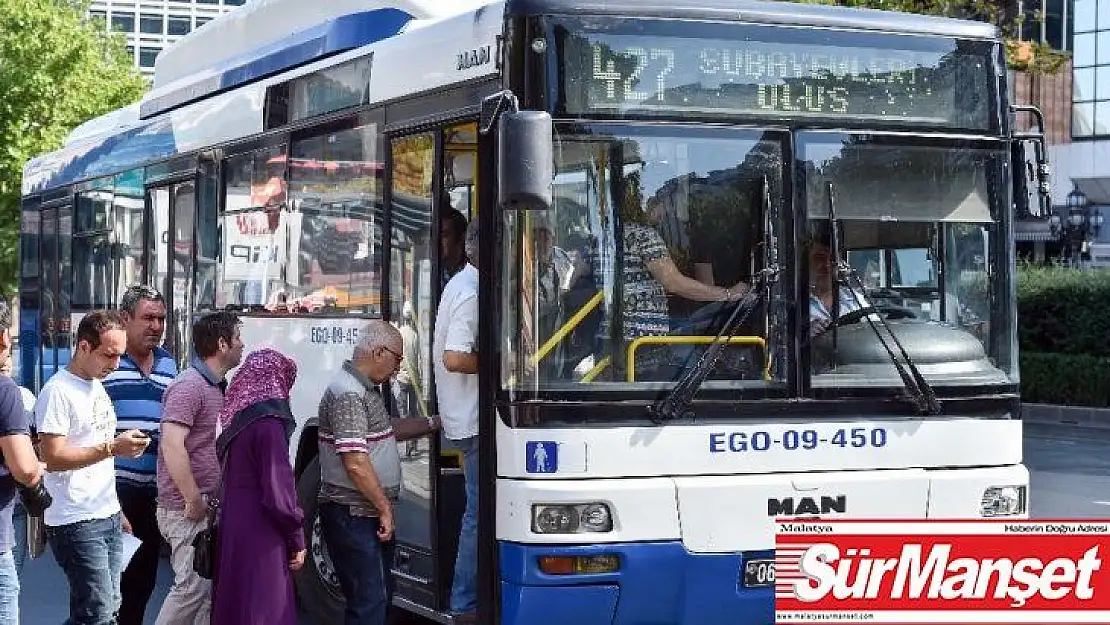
[215,348,297,461]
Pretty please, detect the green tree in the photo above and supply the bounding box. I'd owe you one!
[797,0,1069,74]
[0,0,147,294]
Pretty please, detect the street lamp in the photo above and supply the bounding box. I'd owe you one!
[1050,184,1103,267]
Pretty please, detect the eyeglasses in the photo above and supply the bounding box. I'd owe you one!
[381,346,403,362]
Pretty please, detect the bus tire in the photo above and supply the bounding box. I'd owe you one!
[293,456,344,622]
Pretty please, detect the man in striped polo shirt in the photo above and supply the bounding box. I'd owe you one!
[103,285,178,625]
[318,320,440,625]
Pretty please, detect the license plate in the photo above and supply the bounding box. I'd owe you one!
[742,559,775,587]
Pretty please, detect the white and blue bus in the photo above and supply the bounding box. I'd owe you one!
[19,0,1051,623]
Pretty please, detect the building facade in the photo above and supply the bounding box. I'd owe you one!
[88,0,248,75]
[1009,0,1110,267]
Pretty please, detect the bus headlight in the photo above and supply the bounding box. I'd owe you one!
[980,485,1027,517]
[532,503,613,534]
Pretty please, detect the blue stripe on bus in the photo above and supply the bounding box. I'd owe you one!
[140,8,414,120]
[25,9,414,194]
[498,541,774,625]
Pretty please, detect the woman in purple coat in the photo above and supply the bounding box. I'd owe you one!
[211,349,306,625]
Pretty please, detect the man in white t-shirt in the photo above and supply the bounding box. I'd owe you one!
[34,310,152,625]
[433,219,479,623]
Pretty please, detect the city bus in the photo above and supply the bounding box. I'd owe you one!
[18,0,1051,623]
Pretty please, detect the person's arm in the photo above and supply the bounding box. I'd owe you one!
[633,227,745,302]
[443,293,479,374]
[647,256,747,302]
[36,387,149,472]
[160,382,205,519]
[0,437,42,487]
[0,386,41,486]
[391,416,440,442]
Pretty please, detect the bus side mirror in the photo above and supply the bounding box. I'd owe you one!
[1012,138,1051,219]
[498,110,553,211]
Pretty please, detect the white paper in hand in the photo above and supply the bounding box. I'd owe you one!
[121,533,142,568]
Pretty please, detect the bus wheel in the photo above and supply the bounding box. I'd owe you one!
[294,456,344,622]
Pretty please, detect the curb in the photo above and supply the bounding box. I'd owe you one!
[1022,403,1110,429]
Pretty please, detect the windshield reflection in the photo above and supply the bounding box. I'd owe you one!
[500,125,786,391]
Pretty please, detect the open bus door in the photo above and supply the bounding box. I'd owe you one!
[389,121,480,619]
[295,120,481,623]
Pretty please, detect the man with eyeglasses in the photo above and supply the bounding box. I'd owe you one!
[316,320,439,625]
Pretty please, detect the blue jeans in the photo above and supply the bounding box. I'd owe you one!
[319,502,395,625]
[47,513,123,625]
[0,551,18,625]
[11,503,26,574]
[450,436,479,613]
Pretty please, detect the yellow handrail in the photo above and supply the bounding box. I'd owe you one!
[625,336,766,382]
[529,291,603,367]
[580,356,611,383]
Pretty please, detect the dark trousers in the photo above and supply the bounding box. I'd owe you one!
[319,502,396,625]
[117,485,161,625]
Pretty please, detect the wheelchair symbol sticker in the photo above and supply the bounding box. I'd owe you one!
[526,441,558,474]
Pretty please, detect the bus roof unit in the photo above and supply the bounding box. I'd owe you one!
[143,0,496,120]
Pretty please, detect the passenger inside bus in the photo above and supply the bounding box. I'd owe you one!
[806,222,869,339]
[587,175,749,381]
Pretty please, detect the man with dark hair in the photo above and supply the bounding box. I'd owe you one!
[35,310,152,625]
[440,207,469,288]
[434,219,480,623]
[154,311,243,625]
[104,285,178,625]
[0,300,47,624]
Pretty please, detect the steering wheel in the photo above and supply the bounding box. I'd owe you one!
[811,304,918,340]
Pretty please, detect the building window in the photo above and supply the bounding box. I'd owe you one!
[140,14,163,35]
[139,47,160,69]
[225,0,246,5]
[110,13,135,33]
[196,17,213,28]
[89,10,106,23]
[1023,0,1070,50]
[196,0,219,4]
[168,16,191,36]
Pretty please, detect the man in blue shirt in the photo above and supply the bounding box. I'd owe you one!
[104,285,177,625]
[0,300,46,624]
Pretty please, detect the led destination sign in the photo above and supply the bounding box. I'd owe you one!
[560,27,992,129]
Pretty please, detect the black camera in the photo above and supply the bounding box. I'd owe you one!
[18,480,52,517]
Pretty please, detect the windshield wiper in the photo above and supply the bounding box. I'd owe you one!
[649,176,778,424]
[825,183,942,416]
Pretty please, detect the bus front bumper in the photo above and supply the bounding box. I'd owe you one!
[498,541,772,625]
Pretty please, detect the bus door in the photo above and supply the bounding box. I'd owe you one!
[39,199,73,384]
[387,121,479,614]
[147,180,197,369]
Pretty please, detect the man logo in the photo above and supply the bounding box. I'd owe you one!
[767,495,847,517]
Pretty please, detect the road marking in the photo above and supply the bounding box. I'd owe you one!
[1093,501,1110,506]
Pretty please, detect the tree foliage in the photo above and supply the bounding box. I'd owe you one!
[798,0,1070,74]
[0,0,147,295]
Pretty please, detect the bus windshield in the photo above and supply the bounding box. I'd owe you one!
[800,133,1013,389]
[500,123,788,394]
[500,126,1017,397]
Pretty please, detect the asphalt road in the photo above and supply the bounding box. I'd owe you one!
[18,423,1110,624]
[1024,421,1110,518]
